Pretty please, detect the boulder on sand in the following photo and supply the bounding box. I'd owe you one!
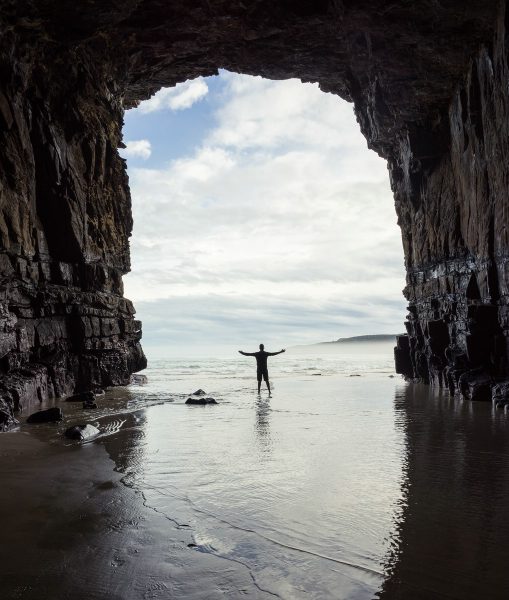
[185,397,217,405]
[27,407,63,423]
[64,424,100,440]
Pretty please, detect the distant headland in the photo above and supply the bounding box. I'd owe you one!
[291,334,399,349]
[320,334,398,344]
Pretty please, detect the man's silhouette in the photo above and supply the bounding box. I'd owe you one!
[239,344,286,395]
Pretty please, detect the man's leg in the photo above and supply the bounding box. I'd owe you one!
[257,373,262,394]
[264,371,271,395]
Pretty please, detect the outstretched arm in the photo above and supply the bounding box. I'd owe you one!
[268,349,286,356]
[239,350,256,356]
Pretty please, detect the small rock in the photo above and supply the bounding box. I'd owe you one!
[94,388,105,396]
[26,407,63,423]
[458,370,492,402]
[65,391,95,403]
[311,373,322,376]
[192,389,206,396]
[130,373,148,385]
[349,374,361,377]
[185,397,217,405]
[82,401,98,410]
[64,424,100,440]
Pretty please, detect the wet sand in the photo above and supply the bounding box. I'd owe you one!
[0,431,274,599]
[2,364,509,599]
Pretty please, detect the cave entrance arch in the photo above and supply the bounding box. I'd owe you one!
[120,72,405,355]
[0,2,506,424]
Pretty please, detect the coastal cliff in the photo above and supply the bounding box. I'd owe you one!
[0,1,507,427]
[0,21,147,429]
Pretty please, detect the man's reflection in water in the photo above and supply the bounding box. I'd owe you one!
[377,383,509,600]
[254,396,272,456]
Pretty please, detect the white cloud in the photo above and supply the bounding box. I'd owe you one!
[123,73,406,347]
[138,78,209,113]
[209,73,376,157]
[121,139,152,159]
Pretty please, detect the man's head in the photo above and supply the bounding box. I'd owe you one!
[259,343,264,350]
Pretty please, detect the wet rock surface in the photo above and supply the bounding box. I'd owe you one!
[0,1,507,417]
[26,407,63,423]
[0,408,18,431]
[64,424,100,441]
[82,400,98,410]
[186,397,218,405]
[65,392,96,403]
[394,9,509,398]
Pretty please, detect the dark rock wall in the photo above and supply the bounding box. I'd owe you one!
[394,9,509,399]
[0,31,146,428]
[0,1,507,427]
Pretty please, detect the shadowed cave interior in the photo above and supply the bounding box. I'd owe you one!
[1,0,509,428]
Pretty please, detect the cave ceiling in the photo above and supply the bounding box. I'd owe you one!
[2,1,500,156]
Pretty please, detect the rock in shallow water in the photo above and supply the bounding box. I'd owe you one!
[130,374,148,385]
[192,389,206,396]
[64,424,100,440]
[65,392,95,403]
[82,401,98,410]
[185,397,217,405]
[26,407,63,423]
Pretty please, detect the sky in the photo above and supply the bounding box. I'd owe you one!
[120,71,406,355]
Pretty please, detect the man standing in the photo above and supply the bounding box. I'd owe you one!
[239,344,286,395]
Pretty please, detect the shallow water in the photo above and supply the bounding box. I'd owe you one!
[3,344,509,599]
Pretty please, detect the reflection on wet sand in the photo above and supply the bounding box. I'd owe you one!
[254,397,272,456]
[378,384,509,599]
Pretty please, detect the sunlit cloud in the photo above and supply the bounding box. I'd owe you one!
[137,77,209,113]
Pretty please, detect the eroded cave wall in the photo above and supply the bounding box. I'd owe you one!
[0,1,507,429]
[0,33,146,429]
[394,9,509,400]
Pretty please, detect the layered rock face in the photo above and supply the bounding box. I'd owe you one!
[0,21,146,428]
[0,1,507,427]
[393,9,509,400]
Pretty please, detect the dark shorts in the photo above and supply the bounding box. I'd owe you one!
[257,368,269,382]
